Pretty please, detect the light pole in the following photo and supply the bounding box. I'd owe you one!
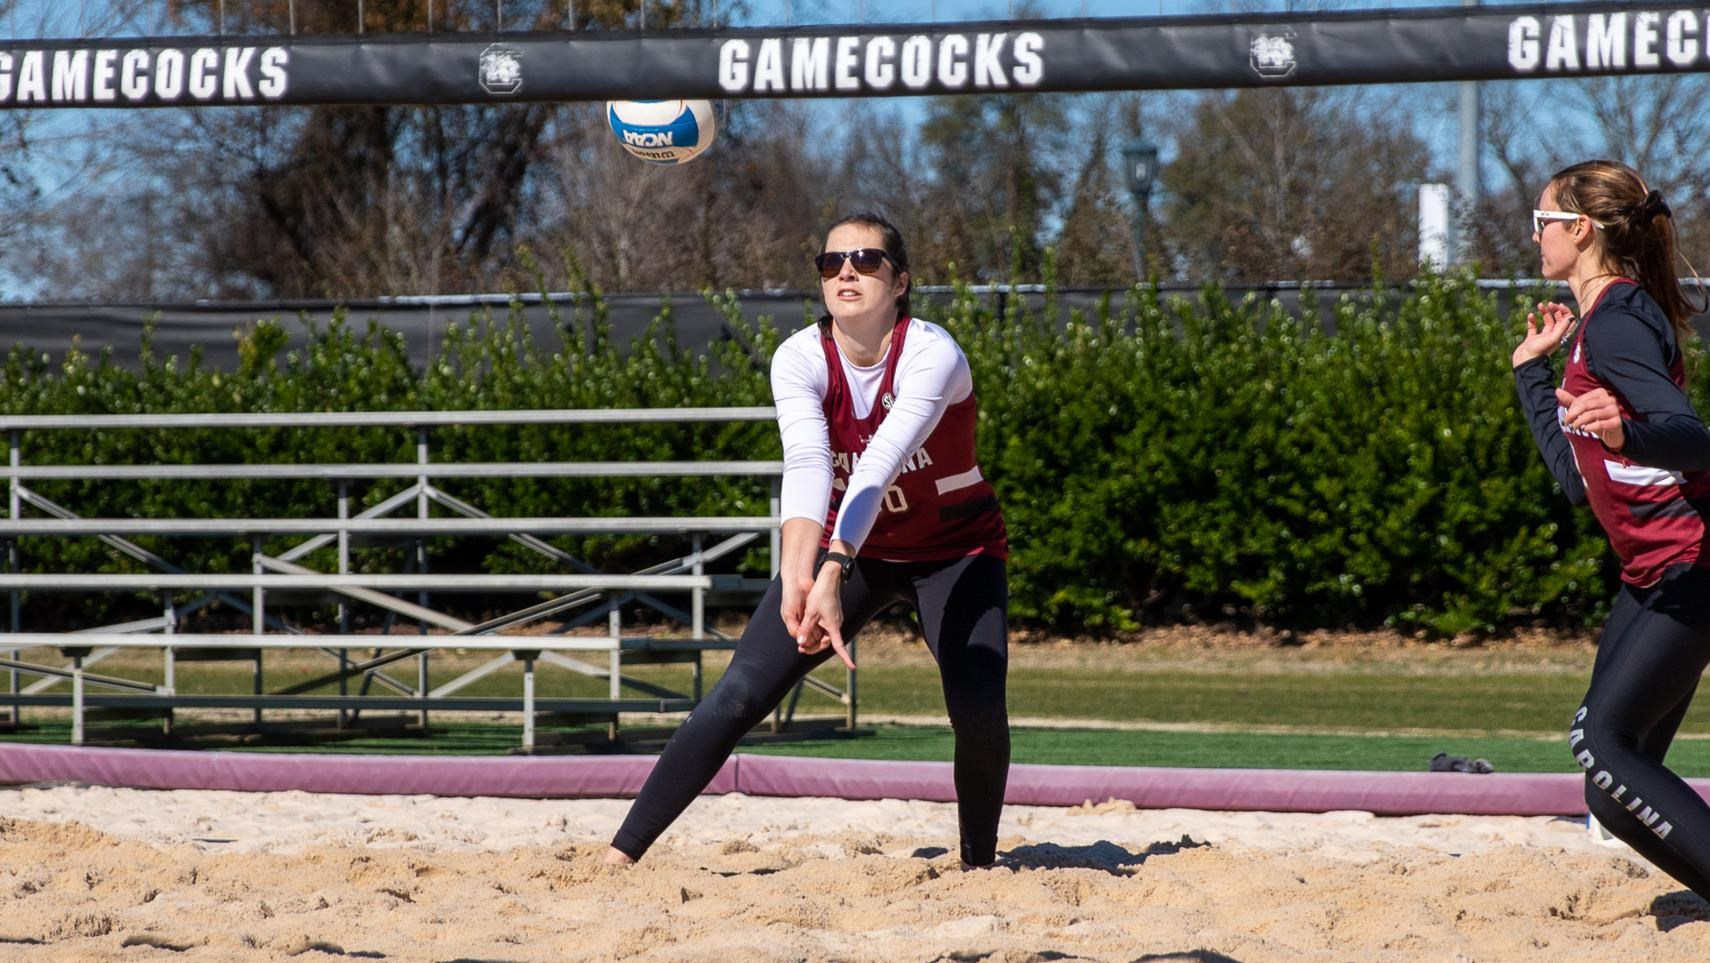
[1121,136,1160,281]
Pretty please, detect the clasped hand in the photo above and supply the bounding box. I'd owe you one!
[1557,385,1626,450]
[780,569,856,670]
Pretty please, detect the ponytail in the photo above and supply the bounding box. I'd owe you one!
[1548,160,1705,341]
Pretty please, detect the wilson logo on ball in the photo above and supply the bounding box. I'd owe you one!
[606,99,719,166]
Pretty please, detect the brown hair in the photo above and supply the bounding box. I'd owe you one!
[1547,159,1702,339]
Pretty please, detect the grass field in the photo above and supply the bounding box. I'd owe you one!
[6,629,1710,775]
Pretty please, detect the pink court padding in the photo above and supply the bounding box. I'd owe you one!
[9,742,1710,816]
[0,743,734,799]
[734,755,1627,816]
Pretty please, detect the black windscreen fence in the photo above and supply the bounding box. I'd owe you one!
[1,283,1656,372]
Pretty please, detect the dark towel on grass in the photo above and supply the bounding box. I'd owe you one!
[1429,751,1494,774]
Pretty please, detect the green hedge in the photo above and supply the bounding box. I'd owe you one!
[942,273,1623,634]
[2,272,1675,635]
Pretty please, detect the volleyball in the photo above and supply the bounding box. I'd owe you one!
[605,99,718,165]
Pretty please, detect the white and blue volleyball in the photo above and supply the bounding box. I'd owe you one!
[605,100,718,165]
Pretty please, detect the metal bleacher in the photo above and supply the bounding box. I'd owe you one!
[0,408,857,748]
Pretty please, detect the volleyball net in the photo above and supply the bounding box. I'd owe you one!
[0,2,1699,109]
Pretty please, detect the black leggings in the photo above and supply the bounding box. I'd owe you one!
[1572,563,1710,899]
[610,553,1010,865]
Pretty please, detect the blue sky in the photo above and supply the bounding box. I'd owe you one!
[0,0,1483,183]
[0,0,1531,298]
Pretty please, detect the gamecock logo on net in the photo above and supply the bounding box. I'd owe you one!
[1249,31,1297,79]
[479,44,524,95]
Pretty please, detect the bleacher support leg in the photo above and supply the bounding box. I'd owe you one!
[337,479,351,730]
[415,432,431,731]
[162,597,176,736]
[251,535,264,728]
[516,649,540,751]
[65,647,90,745]
[606,604,622,741]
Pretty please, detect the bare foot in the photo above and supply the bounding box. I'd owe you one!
[604,846,636,866]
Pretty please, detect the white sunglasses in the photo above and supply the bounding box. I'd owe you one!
[1531,209,1584,234]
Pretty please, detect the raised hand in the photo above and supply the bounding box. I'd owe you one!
[1513,301,1577,367]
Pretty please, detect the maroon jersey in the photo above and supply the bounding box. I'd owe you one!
[1562,281,1710,585]
[818,318,1007,562]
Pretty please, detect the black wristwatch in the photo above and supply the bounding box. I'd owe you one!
[821,551,856,582]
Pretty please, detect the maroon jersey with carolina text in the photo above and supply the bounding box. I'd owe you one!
[818,318,1008,561]
[1561,281,1710,586]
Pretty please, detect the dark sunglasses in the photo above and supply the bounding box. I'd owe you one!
[814,248,896,279]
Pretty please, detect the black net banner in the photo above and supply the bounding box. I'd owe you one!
[0,2,1704,108]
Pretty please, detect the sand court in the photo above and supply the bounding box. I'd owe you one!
[3,784,1710,962]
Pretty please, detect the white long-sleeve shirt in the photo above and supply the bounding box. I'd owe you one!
[770,318,974,553]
